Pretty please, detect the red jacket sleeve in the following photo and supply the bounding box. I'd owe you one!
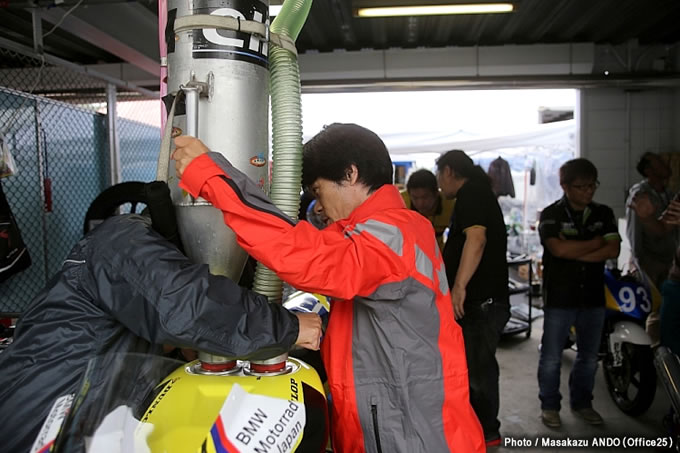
[180,153,408,300]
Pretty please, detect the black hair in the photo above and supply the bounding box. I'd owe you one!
[406,169,438,194]
[559,158,598,185]
[302,123,393,192]
[436,149,490,185]
[636,151,657,177]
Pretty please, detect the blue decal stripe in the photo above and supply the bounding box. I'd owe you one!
[210,424,231,453]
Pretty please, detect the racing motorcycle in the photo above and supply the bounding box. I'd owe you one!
[35,293,331,453]
[561,268,659,415]
[600,268,659,415]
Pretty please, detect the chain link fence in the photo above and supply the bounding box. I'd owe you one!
[0,48,161,315]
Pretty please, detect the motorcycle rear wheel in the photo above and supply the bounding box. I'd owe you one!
[603,343,657,415]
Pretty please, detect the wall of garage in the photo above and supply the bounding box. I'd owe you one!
[579,87,678,218]
[298,43,595,86]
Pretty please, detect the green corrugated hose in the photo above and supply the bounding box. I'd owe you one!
[252,0,313,301]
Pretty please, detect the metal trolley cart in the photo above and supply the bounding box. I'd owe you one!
[503,255,534,338]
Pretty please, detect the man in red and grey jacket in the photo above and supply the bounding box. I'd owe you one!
[173,123,484,453]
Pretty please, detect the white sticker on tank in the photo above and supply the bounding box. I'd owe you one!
[203,8,245,48]
[211,382,305,453]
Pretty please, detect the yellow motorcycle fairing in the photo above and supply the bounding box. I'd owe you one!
[138,357,326,453]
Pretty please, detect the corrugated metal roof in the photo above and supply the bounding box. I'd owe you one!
[296,0,680,52]
[1,0,679,90]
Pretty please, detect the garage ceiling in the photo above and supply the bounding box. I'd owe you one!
[298,0,680,52]
[1,0,680,92]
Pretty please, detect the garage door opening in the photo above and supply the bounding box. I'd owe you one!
[301,88,578,254]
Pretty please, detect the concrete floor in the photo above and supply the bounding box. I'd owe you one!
[494,294,672,453]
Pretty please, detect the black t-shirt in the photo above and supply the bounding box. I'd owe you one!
[539,197,620,308]
[443,178,508,304]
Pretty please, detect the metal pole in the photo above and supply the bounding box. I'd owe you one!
[183,86,200,138]
[106,83,121,186]
[34,100,49,282]
[31,8,43,54]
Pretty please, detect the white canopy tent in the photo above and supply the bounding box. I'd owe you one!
[380,119,577,239]
[381,118,576,160]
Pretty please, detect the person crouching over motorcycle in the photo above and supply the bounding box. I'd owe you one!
[537,158,621,428]
[0,186,323,453]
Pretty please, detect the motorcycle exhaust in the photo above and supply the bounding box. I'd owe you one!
[654,346,680,416]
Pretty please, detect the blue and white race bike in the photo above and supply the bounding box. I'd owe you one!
[600,268,660,415]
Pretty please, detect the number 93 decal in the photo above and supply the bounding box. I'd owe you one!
[616,285,651,313]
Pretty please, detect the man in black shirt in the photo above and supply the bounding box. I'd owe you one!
[538,158,620,428]
[437,150,510,447]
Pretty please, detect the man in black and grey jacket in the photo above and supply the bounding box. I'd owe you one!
[0,213,322,453]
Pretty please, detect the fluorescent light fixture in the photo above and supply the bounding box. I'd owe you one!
[270,5,283,16]
[356,3,514,17]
